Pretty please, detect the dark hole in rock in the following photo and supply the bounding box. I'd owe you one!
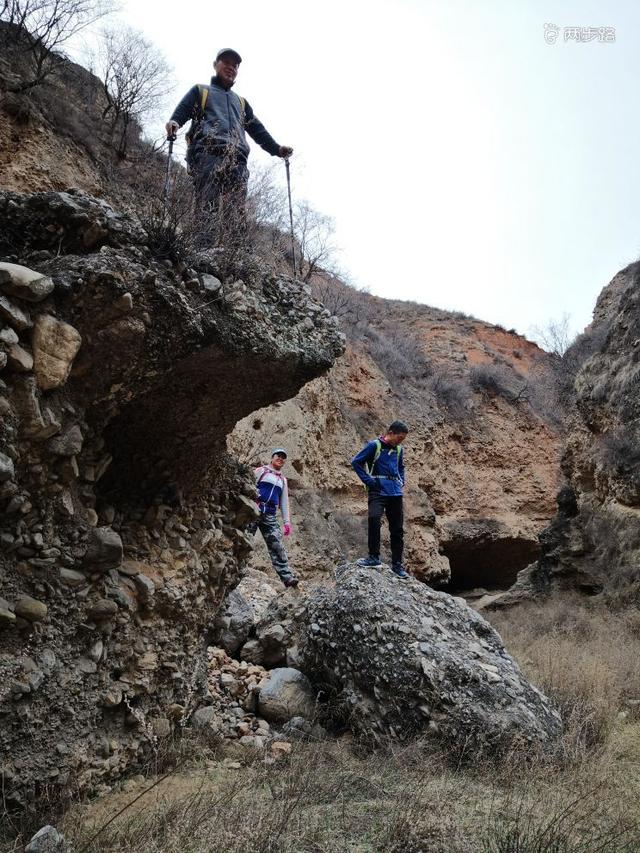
[441,535,540,593]
[252,418,262,430]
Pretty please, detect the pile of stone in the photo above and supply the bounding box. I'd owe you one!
[194,646,320,756]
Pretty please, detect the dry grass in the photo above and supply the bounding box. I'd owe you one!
[491,595,640,760]
[54,729,640,853]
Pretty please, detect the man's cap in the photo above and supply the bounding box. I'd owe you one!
[271,448,287,458]
[216,48,242,64]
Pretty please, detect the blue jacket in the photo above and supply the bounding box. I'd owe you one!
[170,77,281,163]
[352,438,405,497]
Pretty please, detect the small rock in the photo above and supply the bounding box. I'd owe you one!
[7,342,33,372]
[89,640,104,662]
[103,686,123,707]
[47,425,83,457]
[83,527,123,572]
[201,273,222,294]
[0,326,19,345]
[14,596,48,623]
[114,292,133,312]
[87,599,118,622]
[192,706,218,730]
[0,262,55,302]
[0,608,16,627]
[0,451,15,483]
[0,294,32,330]
[33,314,81,390]
[25,824,67,852]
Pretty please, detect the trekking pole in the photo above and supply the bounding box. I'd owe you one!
[163,131,176,213]
[284,157,297,279]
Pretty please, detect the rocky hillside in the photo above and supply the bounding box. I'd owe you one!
[231,295,563,590]
[0,189,343,809]
[511,262,640,599]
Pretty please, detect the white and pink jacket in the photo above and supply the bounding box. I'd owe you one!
[254,465,290,524]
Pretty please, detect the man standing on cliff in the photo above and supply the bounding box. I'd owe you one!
[165,48,293,220]
[351,421,410,579]
[248,449,299,589]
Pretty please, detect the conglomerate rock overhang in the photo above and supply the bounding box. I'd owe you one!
[0,189,344,809]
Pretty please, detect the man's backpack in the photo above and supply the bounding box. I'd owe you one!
[363,439,402,487]
[184,85,246,168]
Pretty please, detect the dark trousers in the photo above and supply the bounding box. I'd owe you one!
[368,493,404,565]
[192,151,249,241]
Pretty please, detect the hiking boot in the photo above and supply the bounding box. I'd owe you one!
[391,563,409,579]
[284,576,299,589]
[357,556,383,569]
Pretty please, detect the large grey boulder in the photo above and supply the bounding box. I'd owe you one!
[258,667,316,723]
[299,566,562,755]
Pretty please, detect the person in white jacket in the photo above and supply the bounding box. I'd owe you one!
[248,449,299,588]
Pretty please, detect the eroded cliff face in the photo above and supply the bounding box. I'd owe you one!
[0,189,344,809]
[522,262,640,596]
[230,303,562,590]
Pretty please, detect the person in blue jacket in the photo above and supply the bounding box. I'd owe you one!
[351,421,410,579]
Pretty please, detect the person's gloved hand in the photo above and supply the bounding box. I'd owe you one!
[283,523,292,537]
[165,120,179,139]
[279,145,294,158]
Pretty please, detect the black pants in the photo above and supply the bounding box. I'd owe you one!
[192,150,249,241]
[368,493,404,565]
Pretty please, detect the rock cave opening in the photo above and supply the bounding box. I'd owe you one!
[441,536,540,594]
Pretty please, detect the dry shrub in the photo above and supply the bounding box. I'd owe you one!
[490,596,640,758]
[427,370,472,419]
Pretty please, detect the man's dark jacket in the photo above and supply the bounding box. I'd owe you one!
[170,76,281,163]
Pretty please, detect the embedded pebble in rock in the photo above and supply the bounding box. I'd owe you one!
[7,342,33,372]
[191,706,218,730]
[0,294,32,330]
[0,451,14,482]
[0,607,16,626]
[33,314,81,390]
[87,599,118,622]
[83,526,123,572]
[47,425,83,457]
[0,262,54,303]
[14,596,48,623]
[200,273,222,294]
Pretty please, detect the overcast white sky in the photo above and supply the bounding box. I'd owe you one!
[88,0,640,339]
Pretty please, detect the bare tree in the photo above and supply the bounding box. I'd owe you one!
[294,200,338,283]
[96,24,172,157]
[530,312,575,357]
[1,0,111,91]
